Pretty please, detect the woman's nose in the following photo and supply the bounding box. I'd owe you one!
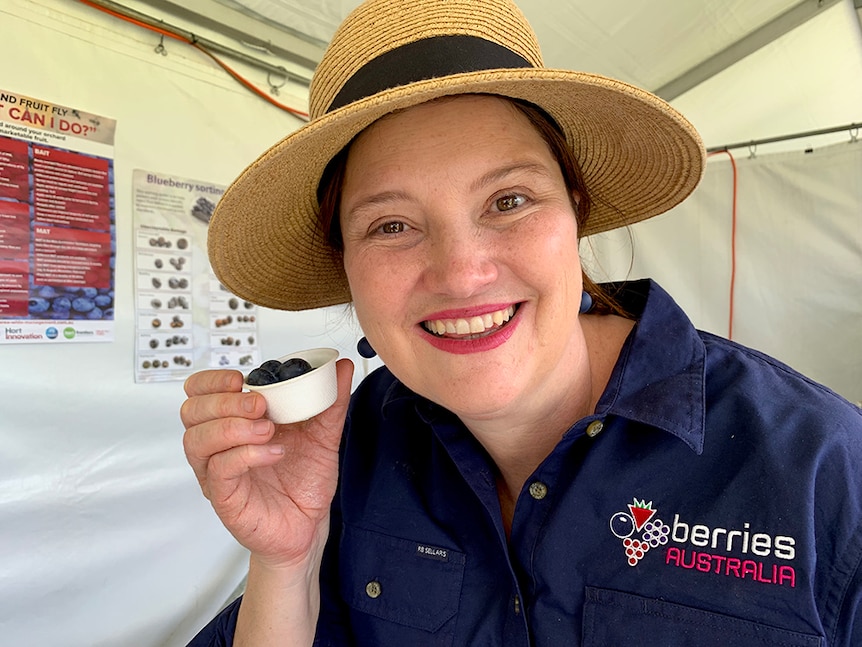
[422,227,498,298]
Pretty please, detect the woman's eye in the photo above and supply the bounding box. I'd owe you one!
[495,193,526,211]
[378,221,406,235]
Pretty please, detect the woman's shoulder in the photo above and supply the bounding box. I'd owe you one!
[699,329,860,433]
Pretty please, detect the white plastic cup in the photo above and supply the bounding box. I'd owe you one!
[244,348,339,424]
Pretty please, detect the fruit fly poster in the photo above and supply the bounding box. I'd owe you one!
[0,89,116,344]
[132,169,261,383]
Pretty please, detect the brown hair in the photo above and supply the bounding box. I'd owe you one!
[317,95,629,317]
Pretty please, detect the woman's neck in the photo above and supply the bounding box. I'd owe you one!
[461,313,635,536]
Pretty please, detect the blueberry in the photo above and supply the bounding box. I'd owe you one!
[246,367,278,386]
[277,358,313,381]
[260,359,282,374]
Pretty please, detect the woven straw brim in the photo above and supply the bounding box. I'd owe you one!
[208,69,705,311]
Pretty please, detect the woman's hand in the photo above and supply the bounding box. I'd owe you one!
[181,358,355,569]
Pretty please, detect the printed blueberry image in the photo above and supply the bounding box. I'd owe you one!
[29,297,50,314]
[26,284,113,321]
[72,297,95,313]
[191,197,216,224]
[52,296,71,313]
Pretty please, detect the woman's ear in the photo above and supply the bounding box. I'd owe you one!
[571,190,582,217]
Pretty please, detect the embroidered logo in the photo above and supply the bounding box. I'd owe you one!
[609,498,670,566]
[608,497,799,588]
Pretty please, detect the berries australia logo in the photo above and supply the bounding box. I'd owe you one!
[610,497,798,588]
[610,499,669,566]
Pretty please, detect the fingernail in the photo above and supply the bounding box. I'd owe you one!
[253,420,271,435]
[242,394,257,413]
[268,444,285,455]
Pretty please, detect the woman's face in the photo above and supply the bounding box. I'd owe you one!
[340,95,587,420]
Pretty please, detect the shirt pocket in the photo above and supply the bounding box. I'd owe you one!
[583,587,823,647]
[338,525,466,645]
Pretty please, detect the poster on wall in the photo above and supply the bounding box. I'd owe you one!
[0,89,116,344]
[132,169,260,383]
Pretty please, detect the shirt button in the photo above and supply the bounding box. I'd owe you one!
[585,420,604,438]
[529,481,548,500]
[365,580,382,599]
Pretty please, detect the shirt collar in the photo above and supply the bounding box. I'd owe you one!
[596,279,706,454]
[380,279,706,454]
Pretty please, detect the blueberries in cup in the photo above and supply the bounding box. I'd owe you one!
[260,359,282,374]
[246,357,313,386]
[278,358,314,381]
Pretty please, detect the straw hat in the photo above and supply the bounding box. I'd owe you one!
[208,0,705,311]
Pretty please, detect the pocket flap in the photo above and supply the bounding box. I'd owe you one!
[583,587,823,646]
[339,526,466,633]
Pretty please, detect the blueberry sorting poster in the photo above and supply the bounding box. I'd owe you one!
[0,89,116,344]
[132,169,260,383]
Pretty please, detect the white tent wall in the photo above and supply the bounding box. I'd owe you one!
[582,143,862,405]
[0,1,859,646]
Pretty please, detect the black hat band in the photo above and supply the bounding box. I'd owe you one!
[326,34,533,113]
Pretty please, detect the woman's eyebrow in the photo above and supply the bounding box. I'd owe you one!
[345,189,413,219]
[470,162,552,193]
[345,162,551,218]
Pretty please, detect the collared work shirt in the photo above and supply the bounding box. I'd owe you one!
[189,280,862,646]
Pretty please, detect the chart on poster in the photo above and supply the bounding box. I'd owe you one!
[132,169,260,383]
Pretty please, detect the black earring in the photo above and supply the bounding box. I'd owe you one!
[357,336,376,358]
[579,290,593,314]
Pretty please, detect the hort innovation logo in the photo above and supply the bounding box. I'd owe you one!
[609,498,798,588]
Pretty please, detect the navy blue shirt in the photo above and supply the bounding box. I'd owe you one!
[189,280,862,646]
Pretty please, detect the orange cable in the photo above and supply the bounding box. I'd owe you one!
[77,0,309,119]
[707,149,738,340]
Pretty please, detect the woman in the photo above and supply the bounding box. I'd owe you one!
[182,0,862,645]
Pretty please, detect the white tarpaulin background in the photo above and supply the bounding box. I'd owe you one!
[584,143,862,402]
[0,1,859,645]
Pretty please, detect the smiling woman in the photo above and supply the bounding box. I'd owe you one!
[179,0,862,645]
[337,96,608,433]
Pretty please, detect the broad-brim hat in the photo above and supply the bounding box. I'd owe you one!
[207,0,705,311]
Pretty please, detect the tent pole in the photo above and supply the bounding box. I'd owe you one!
[707,122,860,153]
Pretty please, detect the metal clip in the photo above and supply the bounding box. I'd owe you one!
[154,35,167,56]
[267,69,287,96]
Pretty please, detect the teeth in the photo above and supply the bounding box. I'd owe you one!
[424,305,516,338]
